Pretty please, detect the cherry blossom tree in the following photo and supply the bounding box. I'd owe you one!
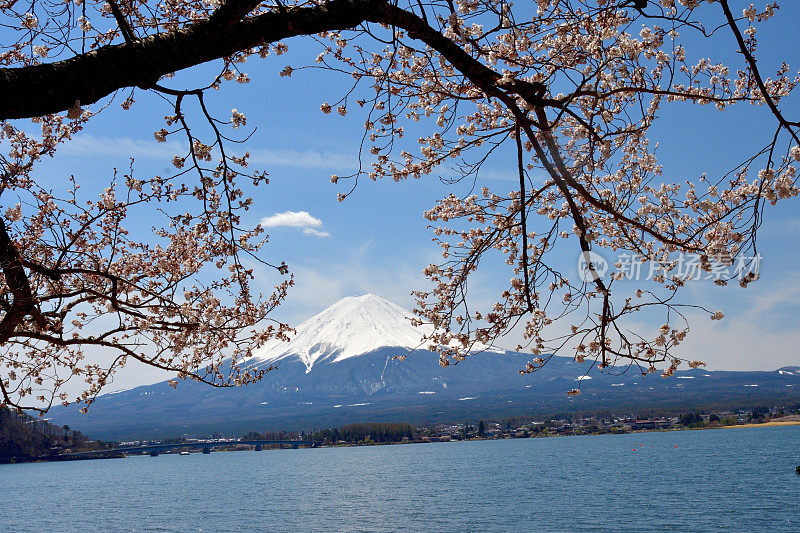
[1,0,798,411]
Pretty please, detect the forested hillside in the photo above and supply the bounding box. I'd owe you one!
[0,407,106,460]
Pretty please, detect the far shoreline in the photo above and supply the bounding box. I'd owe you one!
[720,420,800,429]
[4,419,799,464]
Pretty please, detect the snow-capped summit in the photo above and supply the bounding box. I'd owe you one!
[252,294,433,372]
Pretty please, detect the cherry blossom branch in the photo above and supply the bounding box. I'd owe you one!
[0,0,385,119]
[719,0,800,143]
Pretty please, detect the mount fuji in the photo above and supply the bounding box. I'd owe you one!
[251,294,438,372]
[49,294,800,440]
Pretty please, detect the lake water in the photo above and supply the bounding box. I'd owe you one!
[1,426,798,532]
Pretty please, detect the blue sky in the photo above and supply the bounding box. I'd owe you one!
[26,3,800,390]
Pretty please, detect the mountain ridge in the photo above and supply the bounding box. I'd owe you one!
[47,295,800,440]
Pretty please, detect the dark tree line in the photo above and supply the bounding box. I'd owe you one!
[243,430,296,441]
[0,406,104,458]
[310,423,415,444]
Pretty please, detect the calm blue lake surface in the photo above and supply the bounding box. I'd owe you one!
[1,426,798,532]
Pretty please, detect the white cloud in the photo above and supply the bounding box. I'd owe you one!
[249,148,358,170]
[497,276,800,372]
[766,216,800,235]
[750,283,800,314]
[56,134,358,170]
[260,210,329,238]
[675,310,800,371]
[260,210,322,228]
[302,228,331,238]
[247,240,428,322]
[58,133,180,159]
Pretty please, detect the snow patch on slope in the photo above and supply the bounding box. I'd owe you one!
[252,294,433,372]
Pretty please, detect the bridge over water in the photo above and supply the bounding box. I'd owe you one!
[60,440,320,459]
